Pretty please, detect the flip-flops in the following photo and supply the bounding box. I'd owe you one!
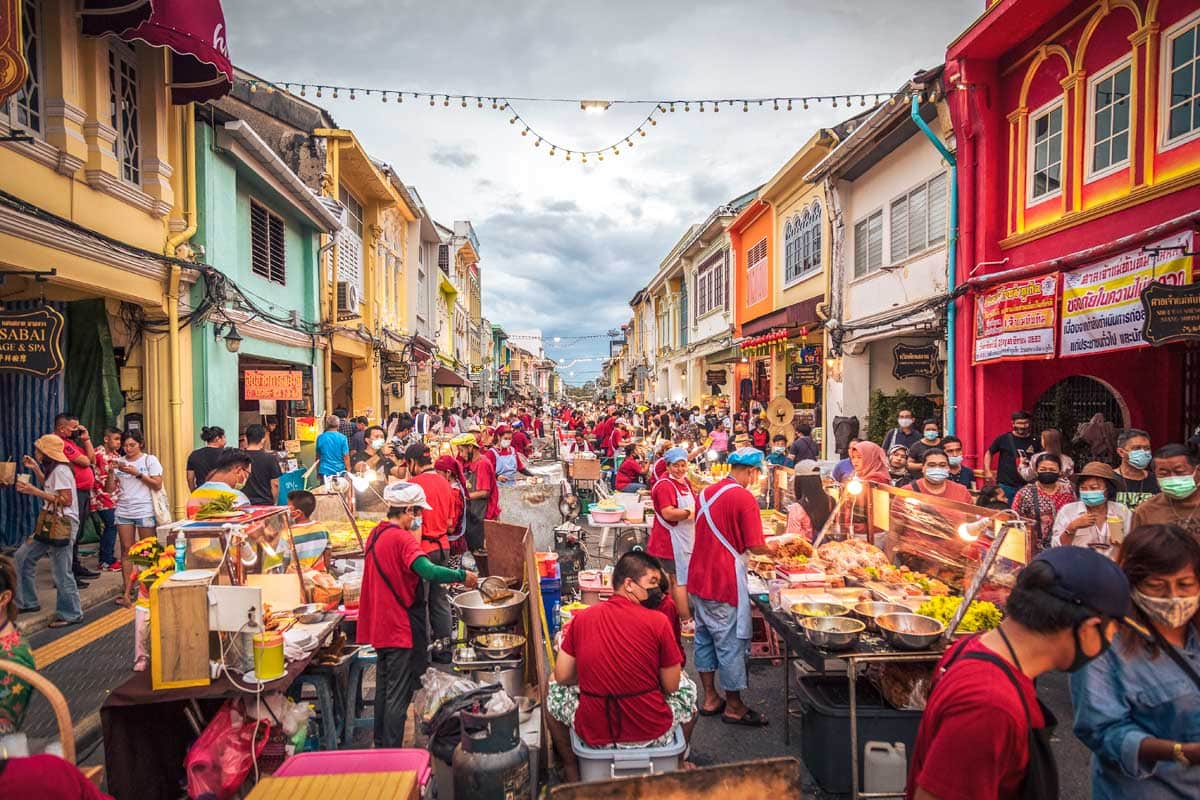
[721,708,769,727]
[48,617,83,629]
[697,699,726,717]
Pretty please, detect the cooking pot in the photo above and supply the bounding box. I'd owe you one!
[453,589,528,628]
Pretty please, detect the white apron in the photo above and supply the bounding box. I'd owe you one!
[697,481,751,639]
[652,477,695,584]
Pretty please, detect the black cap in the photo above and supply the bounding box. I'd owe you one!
[404,443,431,463]
[1033,546,1131,619]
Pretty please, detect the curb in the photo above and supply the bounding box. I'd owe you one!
[73,710,104,764]
[20,581,124,637]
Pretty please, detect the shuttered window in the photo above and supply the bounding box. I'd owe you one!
[887,173,947,264]
[1,0,42,134]
[695,248,728,317]
[250,201,286,284]
[853,211,883,277]
[746,237,768,305]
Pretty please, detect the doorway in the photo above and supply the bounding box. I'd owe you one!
[1032,376,1127,465]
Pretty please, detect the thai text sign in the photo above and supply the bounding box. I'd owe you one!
[1141,281,1200,345]
[0,306,65,377]
[0,0,30,107]
[973,275,1058,363]
[243,370,303,400]
[1060,232,1194,358]
[892,342,941,379]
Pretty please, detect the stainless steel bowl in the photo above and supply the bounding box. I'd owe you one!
[472,632,527,660]
[851,601,911,632]
[452,589,527,628]
[790,601,850,622]
[876,612,946,650]
[799,616,865,651]
[292,603,325,624]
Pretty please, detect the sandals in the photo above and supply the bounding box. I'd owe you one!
[698,699,727,717]
[48,617,83,629]
[721,708,769,727]
[114,596,133,608]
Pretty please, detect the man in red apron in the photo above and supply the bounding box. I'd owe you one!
[687,447,776,726]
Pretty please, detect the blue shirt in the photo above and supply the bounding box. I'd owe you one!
[766,451,792,466]
[949,465,975,489]
[316,430,350,476]
[832,458,855,482]
[1070,625,1200,800]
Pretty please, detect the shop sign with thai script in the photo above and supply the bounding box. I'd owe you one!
[973,275,1058,363]
[0,0,30,107]
[0,307,65,377]
[891,342,941,379]
[1141,281,1200,345]
[243,370,303,400]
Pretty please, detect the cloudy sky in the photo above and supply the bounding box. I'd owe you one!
[222,0,979,383]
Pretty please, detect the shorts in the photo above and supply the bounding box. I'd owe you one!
[116,515,157,528]
[547,672,697,748]
[689,596,749,691]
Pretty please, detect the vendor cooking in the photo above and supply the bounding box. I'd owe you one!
[647,446,698,636]
[688,447,777,727]
[484,426,534,483]
[358,481,478,748]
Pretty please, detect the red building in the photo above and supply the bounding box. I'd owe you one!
[947,0,1200,464]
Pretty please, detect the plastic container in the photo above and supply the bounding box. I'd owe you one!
[252,632,285,680]
[590,509,624,524]
[275,748,432,790]
[540,577,562,639]
[864,741,908,794]
[797,675,921,794]
[570,724,686,783]
[341,576,362,609]
[535,552,560,580]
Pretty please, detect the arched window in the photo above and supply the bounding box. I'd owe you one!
[784,216,800,282]
[785,203,822,283]
[807,203,822,273]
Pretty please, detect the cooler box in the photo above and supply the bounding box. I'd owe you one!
[570,725,686,783]
[540,577,562,639]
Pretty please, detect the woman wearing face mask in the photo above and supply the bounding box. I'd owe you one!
[1070,524,1200,799]
[1052,463,1132,558]
[1012,453,1078,553]
[887,444,911,486]
[906,419,944,476]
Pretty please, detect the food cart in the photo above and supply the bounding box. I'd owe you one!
[750,480,1031,800]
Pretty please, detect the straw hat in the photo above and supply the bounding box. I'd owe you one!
[34,434,69,463]
[1073,461,1125,492]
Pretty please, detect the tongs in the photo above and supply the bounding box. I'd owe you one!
[479,575,514,604]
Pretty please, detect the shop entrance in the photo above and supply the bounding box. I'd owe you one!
[1182,343,1200,442]
[1032,376,1127,465]
[331,355,353,414]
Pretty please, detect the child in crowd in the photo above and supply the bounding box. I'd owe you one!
[766,435,792,466]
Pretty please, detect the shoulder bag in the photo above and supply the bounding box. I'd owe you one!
[32,502,73,547]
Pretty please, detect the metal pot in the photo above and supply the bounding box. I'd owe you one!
[453,589,527,628]
[799,616,865,650]
[851,601,910,632]
[876,612,945,650]
[473,633,526,660]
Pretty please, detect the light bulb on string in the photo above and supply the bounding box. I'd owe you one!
[350,90,356,100]
[598,152,604,160]
[477,98,483,108]
[429,95,435,106]
[859,95,866,106]
[443,96,450,106]
[535,138,541,147]
[713,102,719,112]
[332,88,338,99]
[670,103,675,112]
[650,118,656,126]
[639,128,646,136]
[757,100,763,107]
[845,95,852,106]
[743,101,749,112]
[699,102,705,112]
[491,98,498,109]
[299,86,306,96]
[626,138,633,147]
[773,100,779,110]
[612,147,618,155]
[249,81,257,92]
[397,93,403,103]
[831,96,837,107]
[382,92,387,102]
[521,127,528,136]
[684,103,689,112]
[549,147,556,155]
[316,87,322,98]
[462,97,468,107]
[510,116,517,124]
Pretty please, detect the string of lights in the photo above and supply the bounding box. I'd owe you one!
[248,79,916,163]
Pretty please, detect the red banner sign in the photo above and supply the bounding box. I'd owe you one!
[243,370,303,400]
[973,274,1059,363]
[0,0,30,107]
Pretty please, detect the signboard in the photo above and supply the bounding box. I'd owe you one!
[0,0,30,107]
[973,275,1058,363]
[705,369,727,386]
[791,363,822,386]
[1141,281,1200,345]
[891,342,941,379]
[0,306,65,377]
[1060,232,1194,358]
[243,370,303,400]
[383,362,410,383]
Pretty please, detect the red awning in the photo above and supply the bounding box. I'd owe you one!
[79,1,154,38]
[433,366,471,388]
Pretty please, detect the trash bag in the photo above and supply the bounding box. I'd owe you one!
[185,699,272,800]
[422,684,503,765]
[411,667,481,724]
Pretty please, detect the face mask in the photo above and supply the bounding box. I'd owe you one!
[370,439,385,450]
[500,439,512,448]
[898,417,913,428]
[772,446,785,454]
[923,431,939,441]
[1014,427,1031,438]
[1133,589,1200,629]
[639,585,664,609]
[1066,620,1111,673]
[1128,450,1153,469]
[1160,475,1198,500]
[1080,490,1107,507]
[1036,472,1061,486]
[924,467,949,483]
[410,515,423,531]
[948,455,963,467]
[234,480,247,491]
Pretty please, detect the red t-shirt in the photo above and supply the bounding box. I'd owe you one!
[687,478,764,607]
[651,458,668,481]
[467,456,500,520]
[561,595,682,746]
[907,636,1044,800]
[59,435,94,490]
[358,521,425,648]
[614,457,644,490]
[0,754,113,800]
[657,594,685,668]
[408,470,454,555]
[912,478,974,504]
[647,477,694,561]
[512,430,531,456]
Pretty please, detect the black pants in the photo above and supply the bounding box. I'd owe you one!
[374,614,429,748]
[424,549,452,643]
[74,488,90,569]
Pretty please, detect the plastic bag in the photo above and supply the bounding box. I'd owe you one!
[185,699,272,800]
[484,690,515,715]
[411,667,480,723]
[133,605,150,671]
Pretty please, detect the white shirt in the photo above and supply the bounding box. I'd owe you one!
[114,453,163,519]
[1051,500,1132,555]
[44,463,79,522]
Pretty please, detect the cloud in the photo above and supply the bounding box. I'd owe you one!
[430,144,479,169]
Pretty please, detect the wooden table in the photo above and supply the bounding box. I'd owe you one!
[247,771,417,799]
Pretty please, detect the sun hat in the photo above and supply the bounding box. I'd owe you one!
[1072,461,1125,492]
[382,481,433,509]
[34,434,68,463]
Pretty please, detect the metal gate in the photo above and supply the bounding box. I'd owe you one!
[1032,376,1127,465]
[1183,343,1200,442]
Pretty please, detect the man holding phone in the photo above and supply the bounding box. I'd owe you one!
[52,413,99,581]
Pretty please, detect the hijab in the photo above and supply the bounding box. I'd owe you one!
[850,441,892,484]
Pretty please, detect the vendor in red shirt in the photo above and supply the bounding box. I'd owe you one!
[908,449,974,504]
[688,447,776,727]
[453,433,498,550]
[510,421,533,457]
[648,447,697,636]
[564,428,592,461]
[907,546,1127,800]
[358,482,477,747]
[614,443,648,492]
[547,551,698,783]
[485,426,533,484]
[403,443,457,657]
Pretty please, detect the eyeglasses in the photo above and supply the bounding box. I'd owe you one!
[395,506,424,515]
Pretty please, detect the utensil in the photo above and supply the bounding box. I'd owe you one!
[790,601,849,621]
[479,575,514,604]
[453,589,528,628]
[292,603,325,624]
[472,632,527,660]
[851,601,910,632]
[876,612,946,650]
[799,616,865,651]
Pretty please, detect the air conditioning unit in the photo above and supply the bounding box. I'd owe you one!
[336,281,361,314]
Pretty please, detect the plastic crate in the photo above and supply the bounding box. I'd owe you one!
[274,748,432,788]
[797,674,922,794]
[570,724,686,783]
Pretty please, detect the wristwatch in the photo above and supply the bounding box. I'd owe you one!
[1173,742,1191,766]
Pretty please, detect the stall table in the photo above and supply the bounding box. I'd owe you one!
[101,614,342,800]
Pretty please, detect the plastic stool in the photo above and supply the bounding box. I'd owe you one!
[341,646,377,747]
[288,670,340,751]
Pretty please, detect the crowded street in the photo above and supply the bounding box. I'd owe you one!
[3,1,1200,799]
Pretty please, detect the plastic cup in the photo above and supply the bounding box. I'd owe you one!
[768,579,788,611]
[15,474,30,485]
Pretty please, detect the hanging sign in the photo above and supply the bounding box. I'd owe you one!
[973,275,1059,363]
[1060,231,1194,358]
[891,342,941,379]
[705,369,727,386]
[243,370,303,400]
[0,306,65,377]
[791,362,822,386]
[1140,281,1200,345]
[0,0,30,107]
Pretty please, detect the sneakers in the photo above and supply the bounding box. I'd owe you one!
[681,618,695,638]
[101,560,122,572]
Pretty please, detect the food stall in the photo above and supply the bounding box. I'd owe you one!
[749,480,1031,800]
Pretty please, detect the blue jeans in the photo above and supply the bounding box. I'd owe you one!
[690,595,748,691]
[15,523,83,622]
[96,507,118,565]
[619,482,647,493]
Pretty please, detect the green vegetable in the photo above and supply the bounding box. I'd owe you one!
[916,596,1002,632]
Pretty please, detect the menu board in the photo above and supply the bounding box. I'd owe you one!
[1060,232,1194,358]
[243,370,303,400]
[973,275,1058,363]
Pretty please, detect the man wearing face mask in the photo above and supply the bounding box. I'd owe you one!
[548,551,697,781]
[186,449,251,518]
[906,419,944,477]
[883,409,923,453]
[907,546,1130,800]
[1115,428,1159,509]
[983,411,1038,502]
[908,449,973,504]
[940,436,975,490]
[1132,444,1200,537]
[403,443,456,656]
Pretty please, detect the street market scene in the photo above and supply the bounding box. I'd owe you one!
[3,0,1200,798]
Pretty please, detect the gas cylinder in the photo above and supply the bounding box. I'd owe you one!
[451,705,530,800]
